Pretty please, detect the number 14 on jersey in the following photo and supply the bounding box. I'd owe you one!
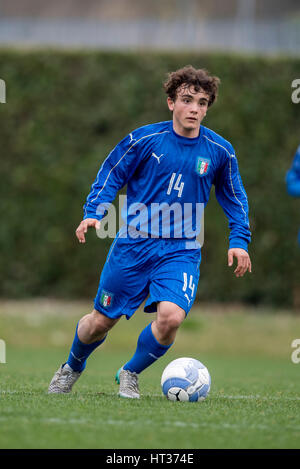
[167,173,184,198]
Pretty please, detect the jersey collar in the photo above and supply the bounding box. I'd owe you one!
[170,122,203,145]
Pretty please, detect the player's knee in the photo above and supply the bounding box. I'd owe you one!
[168,313,184,331]
[156,304,185,335]
[90,309,117,336]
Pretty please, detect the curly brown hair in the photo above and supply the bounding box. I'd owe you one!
[163,65,220,107]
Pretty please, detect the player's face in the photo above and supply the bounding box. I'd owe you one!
[167,85,209,138]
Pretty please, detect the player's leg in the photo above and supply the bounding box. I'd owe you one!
[48,310,119,394]
[65,310,119,371]
[116,302,185,399]
[124,301,185,371]
[117,245,201,398]
[49,233,150,394]
[152,301,186,345]
[77,309,120,344]
[128,246,200,374]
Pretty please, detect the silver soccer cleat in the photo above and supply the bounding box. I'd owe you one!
[115,367,140,399]
[48,363,82,394]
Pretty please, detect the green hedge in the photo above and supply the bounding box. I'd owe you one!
[0,49,299,307]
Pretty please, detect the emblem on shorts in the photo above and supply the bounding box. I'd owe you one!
[100,290,114,308]
[196,157,210,177]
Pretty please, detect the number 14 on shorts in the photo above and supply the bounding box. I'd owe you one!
[182,272,195,305]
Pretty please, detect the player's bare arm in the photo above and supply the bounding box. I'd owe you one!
[75,218,100,243]
[228,248,252,278]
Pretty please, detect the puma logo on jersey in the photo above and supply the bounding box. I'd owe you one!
[152,152,164,164]
[129,133,136,144]
[184,293,192,305]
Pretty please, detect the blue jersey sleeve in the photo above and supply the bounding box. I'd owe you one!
[214,147,251,251]
[286,145,300,197]
[83,133,141,220]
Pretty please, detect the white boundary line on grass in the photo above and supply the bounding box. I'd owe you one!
[0,416,300,433]
[215,394,300,401]
[147,393,300,401]
[1,390,300,401]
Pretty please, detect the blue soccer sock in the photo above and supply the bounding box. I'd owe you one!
[65,322,107,372]
[123,322,173,374]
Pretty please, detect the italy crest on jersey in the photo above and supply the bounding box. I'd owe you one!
[100,290,114,308]
[196,157,210,177]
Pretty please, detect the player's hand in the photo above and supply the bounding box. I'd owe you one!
[75,218,100,244]
[228,248,252,278]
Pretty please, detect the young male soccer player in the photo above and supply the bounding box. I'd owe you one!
[48,65,252,398]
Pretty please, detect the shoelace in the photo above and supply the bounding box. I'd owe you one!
[122,372,139,392]
[57,368,78,389]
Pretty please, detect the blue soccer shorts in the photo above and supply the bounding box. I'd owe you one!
[94,234,201,320]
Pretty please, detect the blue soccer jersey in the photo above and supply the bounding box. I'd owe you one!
[83,121,251,318]
[286,145,300,244]
[83,120,251,251]
[286,145,300,197]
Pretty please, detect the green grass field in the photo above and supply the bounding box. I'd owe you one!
[0,299,300,449]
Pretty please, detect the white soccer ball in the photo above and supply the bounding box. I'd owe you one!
[161,357,211,402]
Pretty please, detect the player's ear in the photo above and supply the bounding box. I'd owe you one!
[167,97,174,112]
